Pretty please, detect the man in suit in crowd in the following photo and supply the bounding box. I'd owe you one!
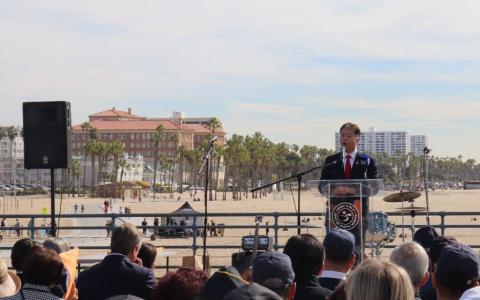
[319,229,356,291]
[283,234,332,300]
[77,223,156,300]
[319,122,378,253]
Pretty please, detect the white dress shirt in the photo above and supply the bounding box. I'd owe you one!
[319,270,347,280]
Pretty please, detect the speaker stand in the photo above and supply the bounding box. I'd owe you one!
[50,169,56,237]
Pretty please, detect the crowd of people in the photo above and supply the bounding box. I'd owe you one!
[0,223,478,300]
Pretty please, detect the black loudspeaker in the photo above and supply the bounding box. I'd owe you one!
[23,101,71,169]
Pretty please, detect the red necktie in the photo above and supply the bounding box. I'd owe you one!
[345,155,352,179]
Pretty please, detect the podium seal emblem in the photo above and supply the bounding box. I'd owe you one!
[332,202,359,230]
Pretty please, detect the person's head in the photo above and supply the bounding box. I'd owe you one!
[11,238,39,271]
[0,259,20,297]
[339,123,361,152]
[432,243,480,300]
[390,242,429,291]
[22,246,64,288]
[43,237,70,254]
[429,236,457,266]
[346,258,415,300]
[137,242,157,269]
[323,229,356,272]
[413,226,440,250]
[111,223,142,262]
[152,267,208,300]
[197,265,247,300]
[252,251,296,300]
[223,283,283,300]
[283,234,325,280]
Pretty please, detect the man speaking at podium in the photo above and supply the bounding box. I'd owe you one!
[320,122,378,253]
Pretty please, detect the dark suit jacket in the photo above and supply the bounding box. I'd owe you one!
[318,277,344,291]
[294,275,332,300]
[77,253,156,300]
[319,152,378,198]
[320,152,378,181]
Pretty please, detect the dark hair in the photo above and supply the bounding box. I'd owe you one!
[340,122,361,136]
[429,236,457,265]
[11,238,39,270]
[138,242,157,269]
[111,223,142,255]
[23,246,64,286]
[283,234,325,279]
[152,267,208,300]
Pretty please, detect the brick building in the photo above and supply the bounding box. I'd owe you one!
[71,108,225,186]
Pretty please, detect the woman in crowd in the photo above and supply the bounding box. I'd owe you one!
[346,258,414,300]
[151,267,208,300]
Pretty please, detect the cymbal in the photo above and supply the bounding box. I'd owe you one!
[396,206,427,212]
[383,191,421,202]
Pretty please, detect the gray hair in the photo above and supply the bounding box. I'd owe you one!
[43,237,70,254]
[111,223,142,255]
[390,242,429,286]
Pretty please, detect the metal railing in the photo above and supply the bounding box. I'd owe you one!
[1,211,480,272]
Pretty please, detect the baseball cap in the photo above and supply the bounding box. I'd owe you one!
[252,251,295,290]
[323,229,355,261]
[197,266,247,300]
[436,243,480,291]
[413,226,439,249]
[223,283,283,300]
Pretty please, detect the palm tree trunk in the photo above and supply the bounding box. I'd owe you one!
[91,155,96,197]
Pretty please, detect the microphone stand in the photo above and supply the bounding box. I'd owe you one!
[251,165,327,235]
[198,140,215,271]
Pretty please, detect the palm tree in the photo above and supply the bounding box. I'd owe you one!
[7,126,19,183]
[151,125,165,199]
[96,142,111,197]
[70,159,81,197]
[169,133,179,198]
[110,141,125,198]
[208,118,222,200]
[85,139,98,197]
[0,128,6,183]
[118,158,130,185]
[158,153,171,191]
[177,145,188,193]
[213,143,224,200]
[186,149,202,194]
[80,122,92,196]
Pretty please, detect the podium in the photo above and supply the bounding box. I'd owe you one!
[309,179,383,261]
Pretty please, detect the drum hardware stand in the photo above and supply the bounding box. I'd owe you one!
[400,193,405,242]
[410,208,416,236]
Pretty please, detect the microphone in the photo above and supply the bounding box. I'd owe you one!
[324,159,338,168]
[210,136,218,144]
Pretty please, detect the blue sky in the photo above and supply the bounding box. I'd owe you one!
[1,1,480,161]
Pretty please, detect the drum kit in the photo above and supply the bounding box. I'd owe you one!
[366,191,425,256]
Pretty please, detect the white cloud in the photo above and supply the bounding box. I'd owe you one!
[1,0,480,162]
